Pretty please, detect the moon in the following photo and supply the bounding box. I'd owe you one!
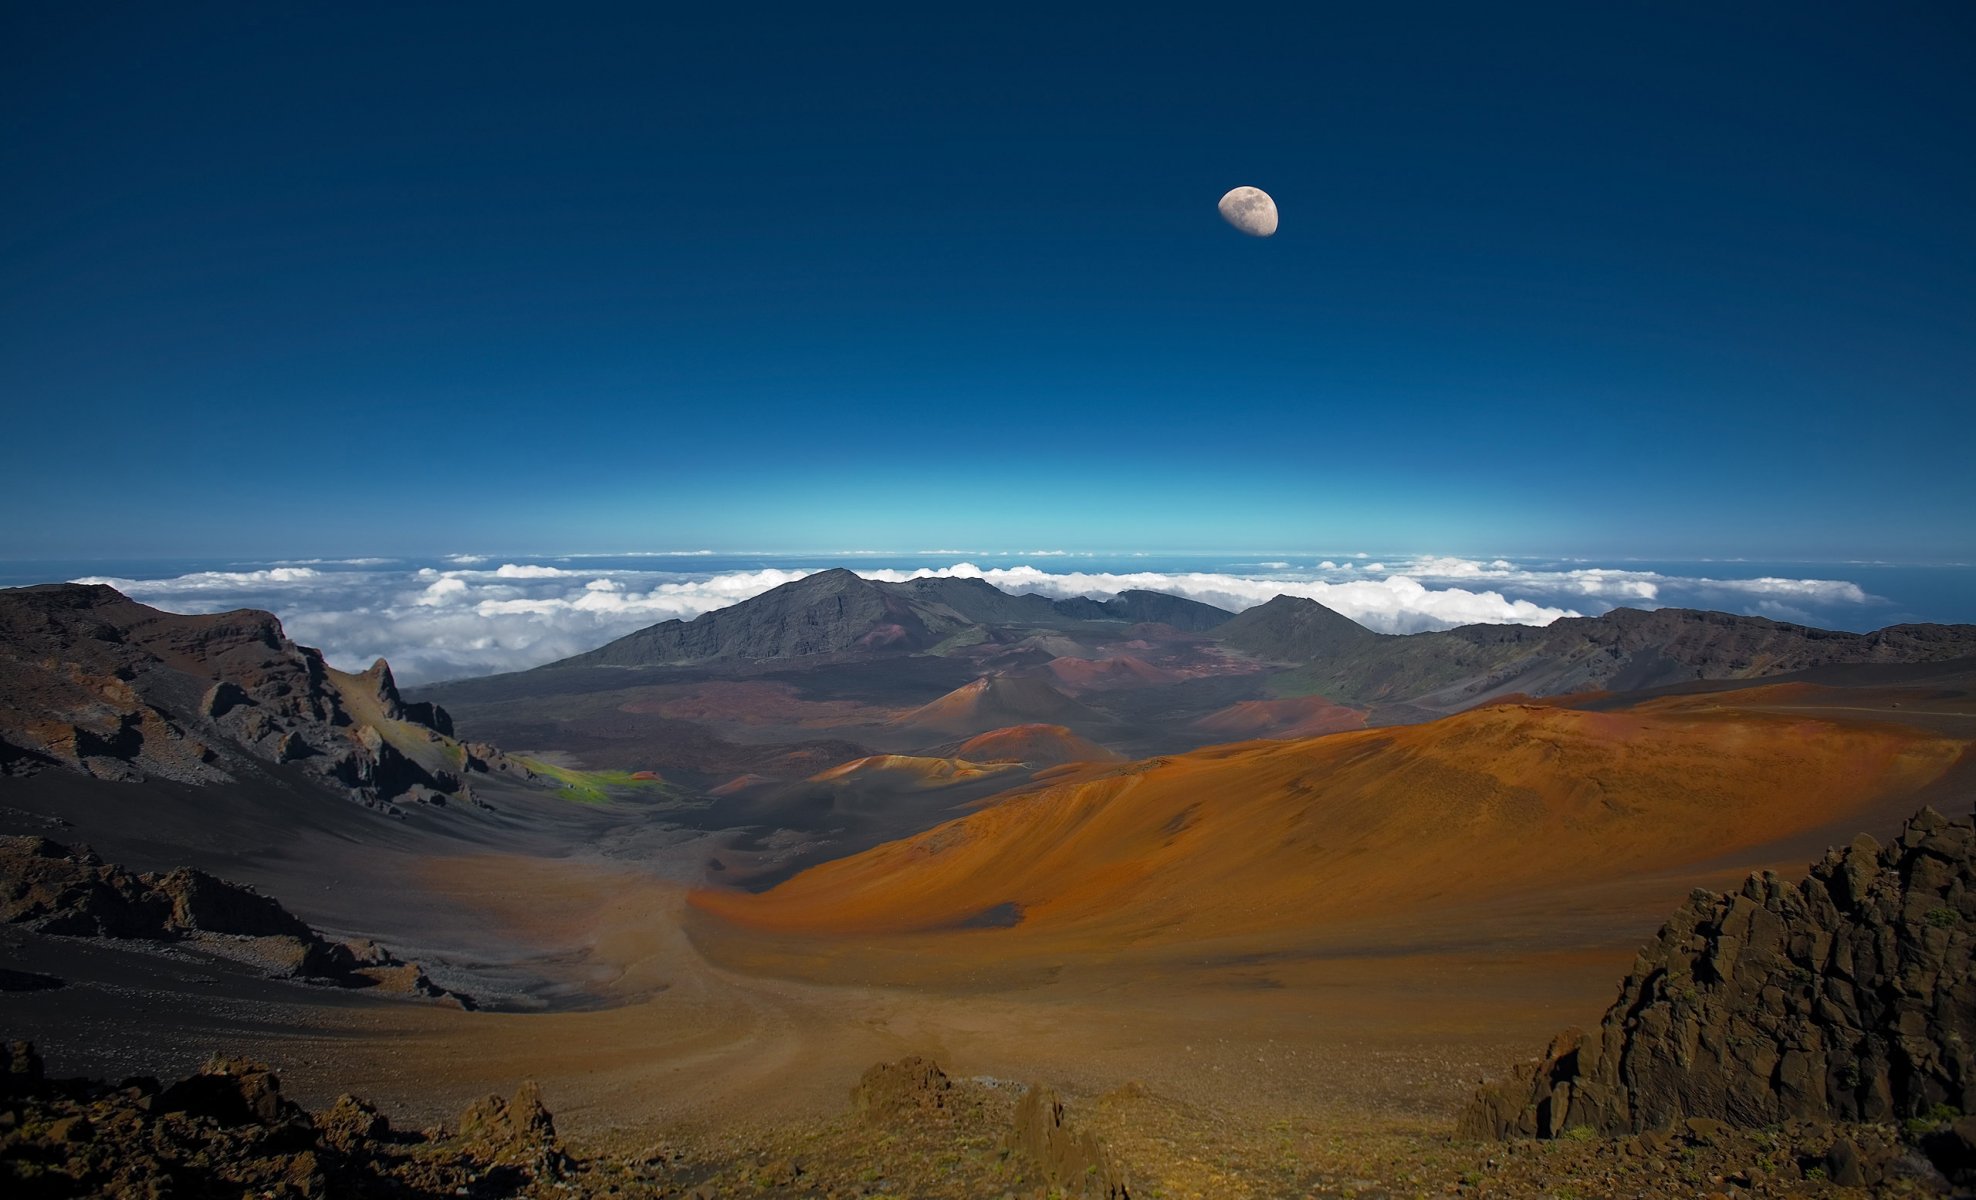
[1218,186,1278,237]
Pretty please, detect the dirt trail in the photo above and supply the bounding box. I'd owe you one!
[236,844,1624,1149]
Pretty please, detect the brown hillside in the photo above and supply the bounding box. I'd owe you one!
[949,724,1123,766]
[693,698,1968,952]
[894,676,1101,737]
[1191,694,1368,740]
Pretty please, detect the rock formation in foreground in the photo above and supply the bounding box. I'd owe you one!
[0,1042,561,1197]
[0,835,470,1006]
[1462,806,1975,1162]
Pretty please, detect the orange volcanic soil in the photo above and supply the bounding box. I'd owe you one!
[1043,655,1183,691]
[951,723,1123,766]
[894,675,1098,735]
[1192,694,1368,740]
[692,700,1967,950]
[804,754,1022,789]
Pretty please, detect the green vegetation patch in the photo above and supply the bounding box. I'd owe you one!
[514,757,673,805]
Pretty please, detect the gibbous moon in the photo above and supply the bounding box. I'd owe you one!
[1218,186,1278,237]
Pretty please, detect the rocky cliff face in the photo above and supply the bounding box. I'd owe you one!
[0,835,468,1004]
[1462,806,1976,1141]
[0,583,528,810]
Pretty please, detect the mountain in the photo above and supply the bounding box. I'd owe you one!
[1043,655,1183,691]
[691,690,1967,946]
[939,724,1123,766]
[894,676,1103,737]
[1225,596,1976,708]
[1190,695,1367,740]
[550,570,1234,669]
[1049,589,1236,631]
[1215,594,1381,661]
[0,583,531,810]
[805,754,1022,791]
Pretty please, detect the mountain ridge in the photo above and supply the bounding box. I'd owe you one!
[537,571,1976,714]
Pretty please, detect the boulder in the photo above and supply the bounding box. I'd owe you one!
[1005,1084,1129,1198]
[850,1055,953,1122]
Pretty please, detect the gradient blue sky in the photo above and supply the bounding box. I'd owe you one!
[4,3,1972,561]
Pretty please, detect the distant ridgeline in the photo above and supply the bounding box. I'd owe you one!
[541,568,1976,710]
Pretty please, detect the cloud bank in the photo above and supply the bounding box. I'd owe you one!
[70,556,1879,684]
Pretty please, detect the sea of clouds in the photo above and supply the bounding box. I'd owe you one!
[68,555,1879,684]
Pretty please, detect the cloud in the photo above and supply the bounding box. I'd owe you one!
[856,564,1578,634]
[414,577,469,606]
[69,554,1883,684]
[492,563,574,579]
[75,567,325,590]
[1387,557,1872,606]
[271,557,397,566]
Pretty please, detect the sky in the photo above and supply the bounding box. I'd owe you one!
[3,3,1973,562]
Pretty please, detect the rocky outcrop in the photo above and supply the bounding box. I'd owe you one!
[456,1080,568,1177]
[0,1044,571,1198]
[1006,1084,1130,1199]
[848,1058,1130,1198]
[0,583,509,810]
[0,836,470,1005]
[1462,807,1976,1146]
[850,1055,955,1122]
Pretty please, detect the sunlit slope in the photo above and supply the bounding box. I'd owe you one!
[950,724,1123,766]
[806,754,1022,789]
[894,676,1101,736]
[1191,695,1368,740]
[692,701,1966,946]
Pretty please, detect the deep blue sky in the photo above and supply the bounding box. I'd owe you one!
[4,3,1972,561]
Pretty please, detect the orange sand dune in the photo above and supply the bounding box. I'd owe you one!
[950,723,1124,766]
[893,675,1098,736]
[805,754,1022,790]
[693,701,1967,950]
[1192,694,1368,740]
[1043,655,1183,691]
[708,773,775,796]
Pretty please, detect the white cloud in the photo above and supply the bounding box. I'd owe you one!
[492,563,574,579]
[75,567,324,590]
[68,554,1885,684]
[271,557,397,566]
[414,577,470,606]
[1385,557,1871,607]
[855,563,1578,634]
